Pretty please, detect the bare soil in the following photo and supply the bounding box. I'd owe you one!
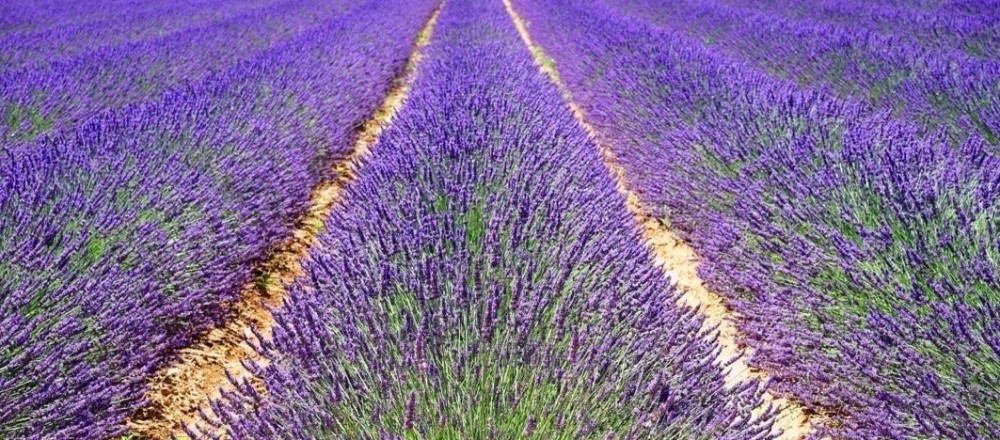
[125,7,442,438]
[503,1,816,438]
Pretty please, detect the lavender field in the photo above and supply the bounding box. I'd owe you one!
[0,0,997,439]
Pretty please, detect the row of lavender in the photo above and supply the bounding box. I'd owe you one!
[721,0,1000,59]
[610,0,1000,147]
[194,0,778,438]
[1,0,359,143]
[0,1,437,437]
[515,0,1000,438]
[0,0,276,72]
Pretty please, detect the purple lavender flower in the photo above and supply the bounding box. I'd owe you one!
[202,1,773,438]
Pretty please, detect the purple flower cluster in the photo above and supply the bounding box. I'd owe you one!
[603,0,1000,146]
[0,1,436,437]
[0,0,273,72]
[725,0,1000,58]
[0,0,359,142]
[514,0,1000,438]
[198,0,779,438]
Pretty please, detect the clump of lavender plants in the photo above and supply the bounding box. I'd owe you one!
[201,1,776,438]
[0,1,436,437]
[515,0,1000,437]
[604,0,1000,146]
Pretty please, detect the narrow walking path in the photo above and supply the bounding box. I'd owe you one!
[502,1,815,438]
[125,6,442,438]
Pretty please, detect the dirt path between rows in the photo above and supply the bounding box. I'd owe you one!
[502,1,816,438]
[125,6,442,438]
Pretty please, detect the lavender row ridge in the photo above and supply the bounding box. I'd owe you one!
[602,0,1000,147]
[0,0,357,143]
[198,0,777,438]
[0,0,275,72]
[0,1,437,437]
[513,0,1000,437]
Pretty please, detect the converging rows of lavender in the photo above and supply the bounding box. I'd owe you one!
[1,0,437,436]
[1,0,997,439]
[515,0,1000,437]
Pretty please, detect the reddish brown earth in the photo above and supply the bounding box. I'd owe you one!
[126,7,442,438]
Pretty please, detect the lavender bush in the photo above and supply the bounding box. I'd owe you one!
[199,0,778,438]
[0,0,358,143]
[515,0,1000,437]
[0,0,274,72]
[602,0,1000,147]
[4,0,996,438]
[726,0,1000,58]
[0,1,436,437]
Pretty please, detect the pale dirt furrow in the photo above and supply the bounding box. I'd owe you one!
[502,1,816,438]
[125,6,442,438]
